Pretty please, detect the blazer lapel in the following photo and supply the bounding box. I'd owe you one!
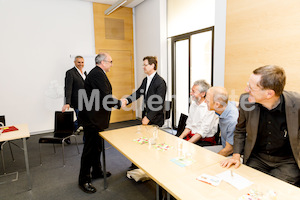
[100,68,112,92]
[284,93,298,147]
[249,104,260,149]
[143,77,147,94]
[74,67,85,83]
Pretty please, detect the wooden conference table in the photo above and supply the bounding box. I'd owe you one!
[100,125,300,200]
[0,124,31,189]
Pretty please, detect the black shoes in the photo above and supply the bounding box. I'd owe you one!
[79,172,111,193]
[92,171,112,179]
[78,182,97,194]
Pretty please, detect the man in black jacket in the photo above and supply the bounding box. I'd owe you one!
[122,56,167,173]
[122,56,167,127]
[78,53,124,193]
[62,56,86,132]
[221,65,300,186]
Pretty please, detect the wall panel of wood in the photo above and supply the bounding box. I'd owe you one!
[225,0,300,100]
[93,3,135,122]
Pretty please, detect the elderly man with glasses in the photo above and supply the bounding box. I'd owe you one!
[78,53,124,193]
[221,65,300,187]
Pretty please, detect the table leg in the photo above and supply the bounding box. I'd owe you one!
[167,192,170,200]
[156,183,159,200]
[1,147,6,174]
[101,137,107,189]
[23,138,32,190]
[156,184,167,200]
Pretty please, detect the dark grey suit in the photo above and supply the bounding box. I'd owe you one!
[126,73,167,127]
[78,66,121,184]
[234,91,300,168]
[64,67,86,109]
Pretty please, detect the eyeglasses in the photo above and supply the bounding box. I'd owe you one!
[104,60,113,64]
[247,82,263,92]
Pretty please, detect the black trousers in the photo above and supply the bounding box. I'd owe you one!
[78,125,103,184]
[246,153,300,187]
[195,140,214,147]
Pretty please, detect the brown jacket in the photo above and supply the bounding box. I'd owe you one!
[234,91,300,169]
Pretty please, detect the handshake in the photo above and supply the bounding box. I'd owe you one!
[119,98,150,125]
[120,98,128,108]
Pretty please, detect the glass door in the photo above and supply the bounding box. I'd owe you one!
[171,27,214,128]
[174,39,190,126]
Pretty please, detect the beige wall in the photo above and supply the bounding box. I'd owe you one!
[225,0,300,100]
[93,3,135,122]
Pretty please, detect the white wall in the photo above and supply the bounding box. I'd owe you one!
[167,0,215,37]
[0,0,95,134]
[167,0,226,86]
[214,0,227,86]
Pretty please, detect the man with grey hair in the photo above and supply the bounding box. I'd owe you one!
[62,56,87,133]
[179,80,219,146]
[205,86,239,156]
[78,53,124,193]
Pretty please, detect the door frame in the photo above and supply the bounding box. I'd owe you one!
[171,26,214,128]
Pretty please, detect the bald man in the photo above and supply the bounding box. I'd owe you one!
[205,87,239,157]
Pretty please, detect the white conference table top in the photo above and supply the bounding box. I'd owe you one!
[0,124,30,142]
[100,125,300,200]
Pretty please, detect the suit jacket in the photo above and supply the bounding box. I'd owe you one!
[126,73,167,127]
[234,91,300,169]
[64,67,86,109]
[79,66,121,131]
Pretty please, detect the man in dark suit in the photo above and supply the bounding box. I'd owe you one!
[122,56,166,173]
[221,65,300,186]
[122,56,167,127]
[62,55,87,132]
[78,53,123,193]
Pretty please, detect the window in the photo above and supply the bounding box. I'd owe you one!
[171,27,214,127]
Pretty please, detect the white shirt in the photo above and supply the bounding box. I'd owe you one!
[185,101,219,138]
[145,71,156,94]
[75,67,86,80]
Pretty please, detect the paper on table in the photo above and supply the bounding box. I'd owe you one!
[170,157,195,167]
[154,143,173,151]
[196,173,222,186]
[133,137,149,144]
[216,170,253,190]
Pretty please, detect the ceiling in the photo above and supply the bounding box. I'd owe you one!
[82,0,145,8]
